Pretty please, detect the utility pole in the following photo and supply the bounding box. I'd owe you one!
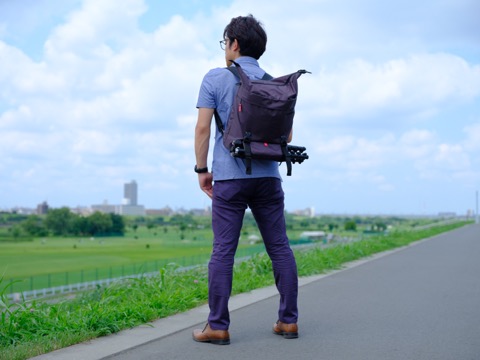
[476,190,479,224]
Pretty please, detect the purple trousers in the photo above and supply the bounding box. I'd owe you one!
[208,177,298,330]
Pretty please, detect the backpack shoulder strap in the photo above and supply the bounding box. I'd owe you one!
[226,65,272,80]
[214,66,272,134]
[213,109,224,135]
[261,72,273,80]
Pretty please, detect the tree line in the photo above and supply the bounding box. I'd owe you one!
[20,207,126,237]
[3,209,400,240]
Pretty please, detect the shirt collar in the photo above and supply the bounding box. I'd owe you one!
[233,56,259,67]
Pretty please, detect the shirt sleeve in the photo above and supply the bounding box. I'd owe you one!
[196,70,217,109]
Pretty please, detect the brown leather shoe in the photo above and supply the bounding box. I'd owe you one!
[192,323,230,345]
[273,320,298,339]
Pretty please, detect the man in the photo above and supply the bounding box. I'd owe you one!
[193,14,299,345]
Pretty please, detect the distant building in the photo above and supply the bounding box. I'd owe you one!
[91,200,116,214]
[12,207,35,215]
[438,212,456,218]
[146,206,175,216]
[189,207,212,216]
[466,209,473,218]
[116,205,146,216]
[124,180,138,206]
[37,201,49,215]
[70,206,92,216]
[292,207,315,217]
[90,180,145,216]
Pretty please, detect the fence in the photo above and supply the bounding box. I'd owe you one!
[4,243,272,302]
[4,220,461,303]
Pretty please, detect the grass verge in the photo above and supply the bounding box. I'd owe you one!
[0,221,469,360]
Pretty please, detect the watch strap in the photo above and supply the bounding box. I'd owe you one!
[194,165,208,173]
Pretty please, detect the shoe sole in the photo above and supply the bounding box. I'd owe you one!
[210,339,230,345]
[273,330,299,339]
[193,337,230,345]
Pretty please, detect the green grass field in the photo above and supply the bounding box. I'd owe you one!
[0,224,268,292]
[0,227,213,279]
[0,215,442,293]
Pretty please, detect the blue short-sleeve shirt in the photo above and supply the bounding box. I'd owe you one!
[196,56,281,181]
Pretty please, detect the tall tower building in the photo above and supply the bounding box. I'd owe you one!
[124,180,138,206]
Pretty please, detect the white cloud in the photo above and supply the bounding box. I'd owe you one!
[398,129,475,181]
[300,53,480,124]
[0,0,479,213]
[45,0,145,56]
[0,41,64,100]
[399,129,436,159]
[0,105,32,129]
[435,144,470,171]
[71,130,121,155]
[319,134,394,169]
[463,122,480,151]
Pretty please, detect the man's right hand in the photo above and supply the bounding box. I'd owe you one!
[198,172,213,199]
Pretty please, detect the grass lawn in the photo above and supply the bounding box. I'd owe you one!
[0,216,444,291]
[0,227,215,279]
[0,225,267,292]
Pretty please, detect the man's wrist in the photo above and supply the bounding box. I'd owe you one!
[194,165,209,173]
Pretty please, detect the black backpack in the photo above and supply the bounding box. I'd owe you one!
[214,61,310,176]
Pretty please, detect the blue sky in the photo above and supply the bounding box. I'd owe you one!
[1,0,479,215]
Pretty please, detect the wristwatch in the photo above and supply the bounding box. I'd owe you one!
[194,165,209,173]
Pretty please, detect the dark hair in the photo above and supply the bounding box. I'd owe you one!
[223,15,267,60]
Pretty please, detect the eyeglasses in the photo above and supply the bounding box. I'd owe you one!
[219,39,228,50]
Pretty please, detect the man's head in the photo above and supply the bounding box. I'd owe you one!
[223,15,267,60]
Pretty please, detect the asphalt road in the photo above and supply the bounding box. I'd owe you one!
[34,224,480,360]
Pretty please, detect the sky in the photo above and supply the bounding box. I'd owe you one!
[1,0,479,216]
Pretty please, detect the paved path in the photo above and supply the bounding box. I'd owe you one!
[34,224,480,360]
